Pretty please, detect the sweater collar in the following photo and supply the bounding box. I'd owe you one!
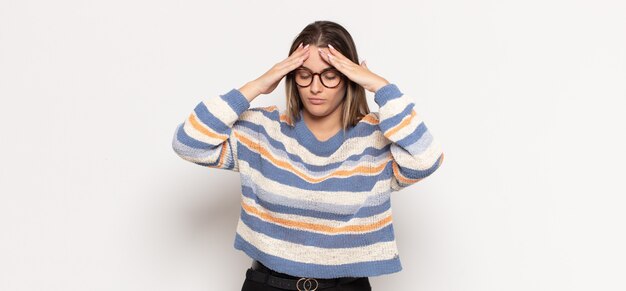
[293,109,348,157]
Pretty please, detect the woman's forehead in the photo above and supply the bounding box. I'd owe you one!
[301,65,333,71]
[301,45,332,71]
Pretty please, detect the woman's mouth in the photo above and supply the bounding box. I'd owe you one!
[308,98,325,105]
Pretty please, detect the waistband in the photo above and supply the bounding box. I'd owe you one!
[247,259,362,290]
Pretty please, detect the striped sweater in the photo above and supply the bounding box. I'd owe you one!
[171,83,444,279]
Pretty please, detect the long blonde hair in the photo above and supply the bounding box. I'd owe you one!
[284,20,370,133]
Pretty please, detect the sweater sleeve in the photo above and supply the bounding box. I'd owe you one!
[171,88,251,172]
[374,83,445,191]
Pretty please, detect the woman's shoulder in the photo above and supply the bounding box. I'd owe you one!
[239,105,278,117]
[356,111,381,126]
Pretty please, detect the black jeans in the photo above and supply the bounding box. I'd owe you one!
[241,276,371,291]
[240,261,372,291]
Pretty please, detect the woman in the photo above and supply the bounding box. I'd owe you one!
[172,20,444,291]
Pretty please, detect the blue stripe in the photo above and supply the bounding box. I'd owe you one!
[394,151,444,180]
[220,88,250,115]
[259,114,383,162]
[402,130,434,156]
[241,185,391,220]
[175,123,213,150]
[395,121,428,149]
[378,102,415,133]
[257,135,386,173]
[259,110,374,158]
[234,234,403,278]
[237,146,382,191]
[173,124,235,169]
[240,174,393,215]
[373,83,403,106]
[239,208,396,248]
[193,101,230,135]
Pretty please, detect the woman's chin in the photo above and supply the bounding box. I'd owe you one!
[303,108,326,117]
[303,101,344,118]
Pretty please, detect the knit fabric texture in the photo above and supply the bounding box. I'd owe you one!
[172,83,444,278]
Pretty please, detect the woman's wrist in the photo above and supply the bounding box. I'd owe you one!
[238,81,261,102]
[373,80,391,93]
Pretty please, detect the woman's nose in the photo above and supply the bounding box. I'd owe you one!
[310,75,323,93]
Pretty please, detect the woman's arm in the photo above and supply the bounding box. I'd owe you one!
[374,83,445,191]
[171,83,258,172]
[171,42,313,171]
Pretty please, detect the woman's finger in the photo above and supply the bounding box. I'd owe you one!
[317,48,334,66]
[289,43,310,59]
[279,46,309,75]
[319,47,357,79]
[326,44,348,61]
[292,45,310,64]
[283,45,309,69]
[326,44,356,70]
[289,53,308,70]
[279,44,309,67]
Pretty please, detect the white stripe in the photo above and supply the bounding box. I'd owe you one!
[201,94,240,125]
[390,138,443,171]
[235,219,399,265]
[238,159,390,205]
[183,111,228,144]
[241,196,392,234]
[385,110,423,141]
[255,112,391,165]
[255,133,377,179]
[378,94,416,125]
[172,134,224,164]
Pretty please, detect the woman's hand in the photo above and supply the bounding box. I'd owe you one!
[318,45,390,93]
[243,43,311,99]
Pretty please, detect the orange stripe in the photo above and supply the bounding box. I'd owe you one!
[234,132,387,182]
[188,113,228,141]
[391,160,423,184]
[391,152,444,184]
[280,114,292,125]
[261,105,278,112]
[188,113,232,168]
[384,110,417,139]
[360,114,379,125]
[241,199,392,234]
[215,140,228,168]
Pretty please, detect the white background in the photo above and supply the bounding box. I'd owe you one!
[1,0,625,290]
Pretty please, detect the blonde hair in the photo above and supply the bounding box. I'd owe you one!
[284,20,370,133]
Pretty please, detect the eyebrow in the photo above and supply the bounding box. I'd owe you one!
[301,66,333,72]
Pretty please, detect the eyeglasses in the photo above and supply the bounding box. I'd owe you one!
[289,66,344,89]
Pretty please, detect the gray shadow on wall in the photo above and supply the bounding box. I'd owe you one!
[147,167,252,288]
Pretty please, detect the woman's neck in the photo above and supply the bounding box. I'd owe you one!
[301,103,343,141]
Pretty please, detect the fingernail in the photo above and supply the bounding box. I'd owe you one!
[304,44,309,49]
[328,44,334,50]
[299,42,303,48]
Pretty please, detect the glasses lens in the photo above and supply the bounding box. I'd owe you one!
[294,70,312,86]
[294,69,341,88]
[321,70,341,88]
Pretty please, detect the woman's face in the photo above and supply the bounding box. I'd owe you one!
[296,45,347,119]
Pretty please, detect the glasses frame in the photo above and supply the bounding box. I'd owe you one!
[290,66,345,89]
